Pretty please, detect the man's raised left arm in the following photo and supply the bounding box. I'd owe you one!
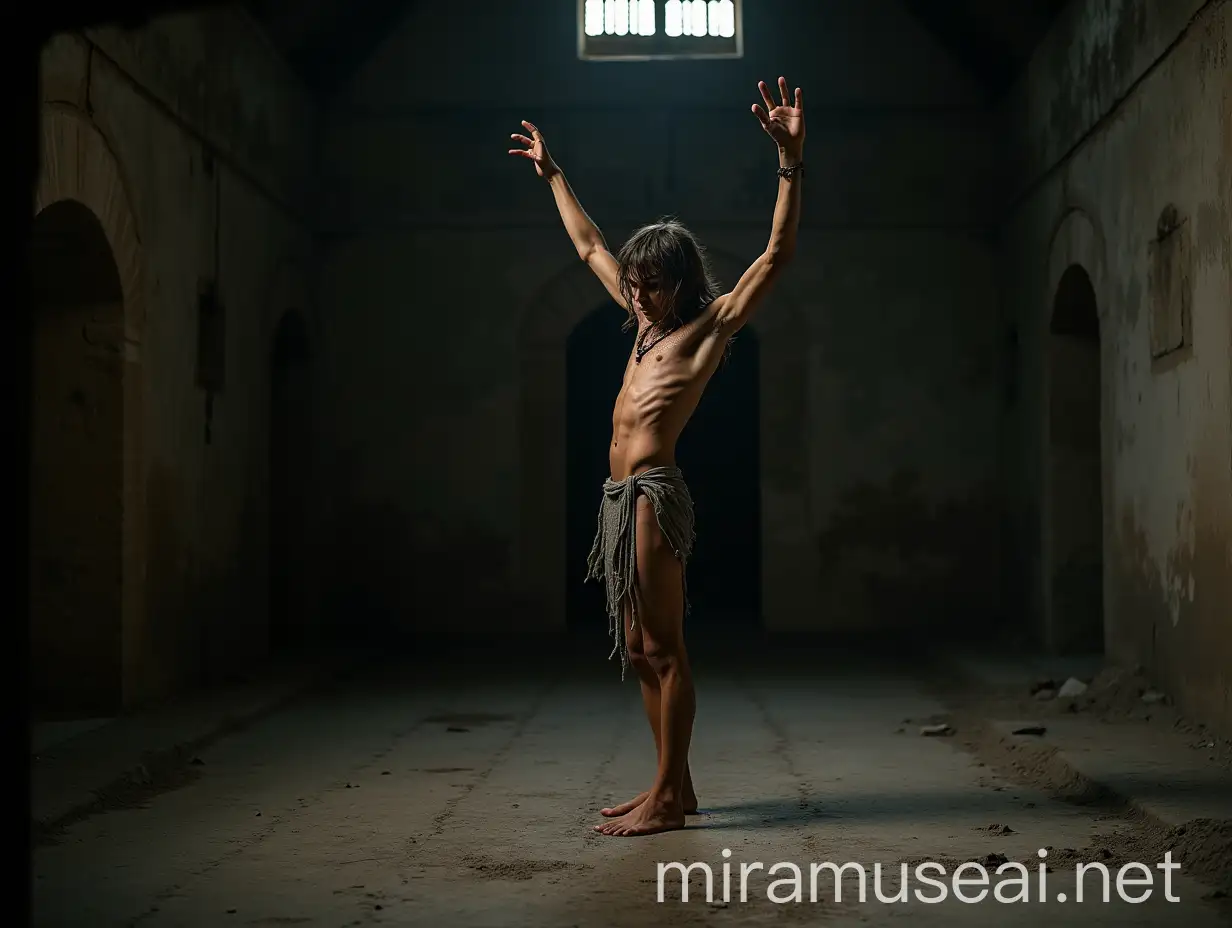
[712,77,805,333]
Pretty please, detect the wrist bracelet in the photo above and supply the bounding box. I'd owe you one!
[777,161,803,180]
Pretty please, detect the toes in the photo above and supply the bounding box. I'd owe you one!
[595,816,629,835]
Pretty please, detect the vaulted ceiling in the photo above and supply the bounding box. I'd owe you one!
[897,0,1071,97]
[49,0,1069,101]
[241,0,1069,99]
[241,0,410,96]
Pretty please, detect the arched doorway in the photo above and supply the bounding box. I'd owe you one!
[29,199,125,717]
[565,305,761,635]
[1047,263,1103,653]
[269,309,313,653]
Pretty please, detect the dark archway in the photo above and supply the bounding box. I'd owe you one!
[1047,263,1103,653]
[29,199,125,718]
[565,305,761,637]
[270,309,313,653]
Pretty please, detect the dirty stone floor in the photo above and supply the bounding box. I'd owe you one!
[31,638,1231,927]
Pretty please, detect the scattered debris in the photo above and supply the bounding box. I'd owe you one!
[920,723,953,737]
[1057,677,1088,698]
[982,823,1016,835]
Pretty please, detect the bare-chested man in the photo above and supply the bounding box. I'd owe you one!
[508,78,804,837]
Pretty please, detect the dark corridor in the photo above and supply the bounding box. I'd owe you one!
[565,304,761,634]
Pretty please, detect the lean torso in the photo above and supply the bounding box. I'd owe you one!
[607,304,731,481]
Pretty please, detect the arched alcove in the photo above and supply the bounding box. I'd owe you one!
[29,200,125,716]
[1047,264,1103,653]
[564,303,761,631]
[516,249,812,633]
[32,103,147,711]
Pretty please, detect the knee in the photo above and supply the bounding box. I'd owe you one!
[626,638,651,672]
[643,639,687,679]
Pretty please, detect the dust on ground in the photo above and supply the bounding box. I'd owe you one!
[908,657,1232,911]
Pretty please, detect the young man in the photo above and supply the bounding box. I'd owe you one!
[509,78,804,837]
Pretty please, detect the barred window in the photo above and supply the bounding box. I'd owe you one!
[580,0,741,59]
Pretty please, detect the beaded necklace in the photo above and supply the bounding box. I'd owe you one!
[635,318,679,363]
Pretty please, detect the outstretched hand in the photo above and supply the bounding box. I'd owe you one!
[752,77,804,156]
[508,120,560,179]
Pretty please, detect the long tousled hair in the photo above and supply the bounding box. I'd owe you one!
[615,218,724,336]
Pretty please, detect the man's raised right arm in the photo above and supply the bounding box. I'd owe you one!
[509,121,627,310]
[546,173,626,308]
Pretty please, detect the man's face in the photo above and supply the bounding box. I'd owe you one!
[630,273,666,320]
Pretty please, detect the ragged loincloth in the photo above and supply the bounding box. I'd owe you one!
[584,466,696,680]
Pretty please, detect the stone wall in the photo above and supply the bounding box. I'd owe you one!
[33,7,320,708]
[999,0,1230,731]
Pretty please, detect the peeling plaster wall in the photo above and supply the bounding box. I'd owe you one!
[36,9,320,706]
[1000,0,1231,731]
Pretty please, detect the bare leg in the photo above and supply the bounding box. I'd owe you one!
[600,605,698,816]
[595,496,694,836]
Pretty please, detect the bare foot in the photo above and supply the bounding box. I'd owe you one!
[593,793,685,836]
[601,785,698,817]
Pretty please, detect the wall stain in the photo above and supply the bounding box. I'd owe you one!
[1113,459,1231,736]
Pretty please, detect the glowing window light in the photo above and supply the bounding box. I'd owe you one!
[614,0,629,34]
[585,0,603,36]
[689,0,707,36]
[636,0,655,34]
[589,0,729,44]
[665,0,682,36]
